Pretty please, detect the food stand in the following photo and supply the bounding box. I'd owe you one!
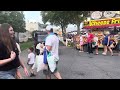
[83,17,120,48]
[73,32,88,50]
[73,35,80,49]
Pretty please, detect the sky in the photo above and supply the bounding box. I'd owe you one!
[24,11,81,32]
[24,11,43,24]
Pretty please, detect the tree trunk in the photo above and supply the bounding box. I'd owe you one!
[16,32,19,43]
[61,26,64,36]
[61,26,66,42]
[77,23,80,35]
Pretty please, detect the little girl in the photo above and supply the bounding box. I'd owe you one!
[27,47,36,77]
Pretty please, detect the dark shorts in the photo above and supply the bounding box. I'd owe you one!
[104,41,113,46]
[43,61,58,76]
[28,64,34,68]
[104,44,111,46]
[104,43,111,46]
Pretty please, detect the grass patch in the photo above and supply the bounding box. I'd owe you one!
[20,41,33,51]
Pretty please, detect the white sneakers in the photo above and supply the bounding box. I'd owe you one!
[79,51,84,52]
[102,52,113,56]
[102,53,107,55]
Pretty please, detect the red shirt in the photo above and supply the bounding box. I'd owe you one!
[87,33,94,43]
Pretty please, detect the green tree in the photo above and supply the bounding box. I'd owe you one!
[41,11,90,35]
[0,11,26,42]
[7,11,26,33]
[41,11,71,36]
[0,11,10,24]
[0,11,26,32]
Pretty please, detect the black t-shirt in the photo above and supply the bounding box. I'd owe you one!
[0,42,20,71]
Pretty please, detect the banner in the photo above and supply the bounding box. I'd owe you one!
[83,18,120,29]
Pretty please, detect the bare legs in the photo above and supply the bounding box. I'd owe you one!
[102,46,113,56]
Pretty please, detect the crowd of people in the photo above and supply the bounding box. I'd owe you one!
[77,30,120,56]
[0,23,62,79]
[1,22,120,79]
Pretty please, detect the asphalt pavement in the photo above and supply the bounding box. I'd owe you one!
[19,41,120,79]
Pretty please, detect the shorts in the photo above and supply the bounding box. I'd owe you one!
[0,69,17,79]
[43,61,58,76]
[28,64,34,69]
[104,42,112,46]
[104,41,113,46]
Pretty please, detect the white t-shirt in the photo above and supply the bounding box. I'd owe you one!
[28,52,35,64]
[45,34,59,60]
[94,36,98,46]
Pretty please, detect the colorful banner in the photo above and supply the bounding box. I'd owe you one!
[83,18,120,29]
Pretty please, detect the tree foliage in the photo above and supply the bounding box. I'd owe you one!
[41,11,90,35]
[41,11,71,35]
[68,11,89,34]
[0,11,26,33]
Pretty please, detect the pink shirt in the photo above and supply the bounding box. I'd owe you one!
[87,33,94,43]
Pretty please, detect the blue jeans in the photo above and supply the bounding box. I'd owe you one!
[0,69,17,79]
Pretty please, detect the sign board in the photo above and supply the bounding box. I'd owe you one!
[83,17,120,29]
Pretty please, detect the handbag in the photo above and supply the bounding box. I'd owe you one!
[43,48,48,64]
[92,42,96,48]
[47,53,57,73]
[32,55,48,72]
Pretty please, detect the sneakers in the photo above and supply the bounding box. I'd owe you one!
[102,52,114,56]
[102,53,106,55]
[30,73,36,77]
[79,51,84,52]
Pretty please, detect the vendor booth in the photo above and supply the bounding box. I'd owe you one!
[83,17,120,48]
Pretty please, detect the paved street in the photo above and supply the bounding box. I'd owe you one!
[19,42,120,79]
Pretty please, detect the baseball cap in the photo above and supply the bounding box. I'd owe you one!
[46,25,53,31]
[46,25,54,33]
